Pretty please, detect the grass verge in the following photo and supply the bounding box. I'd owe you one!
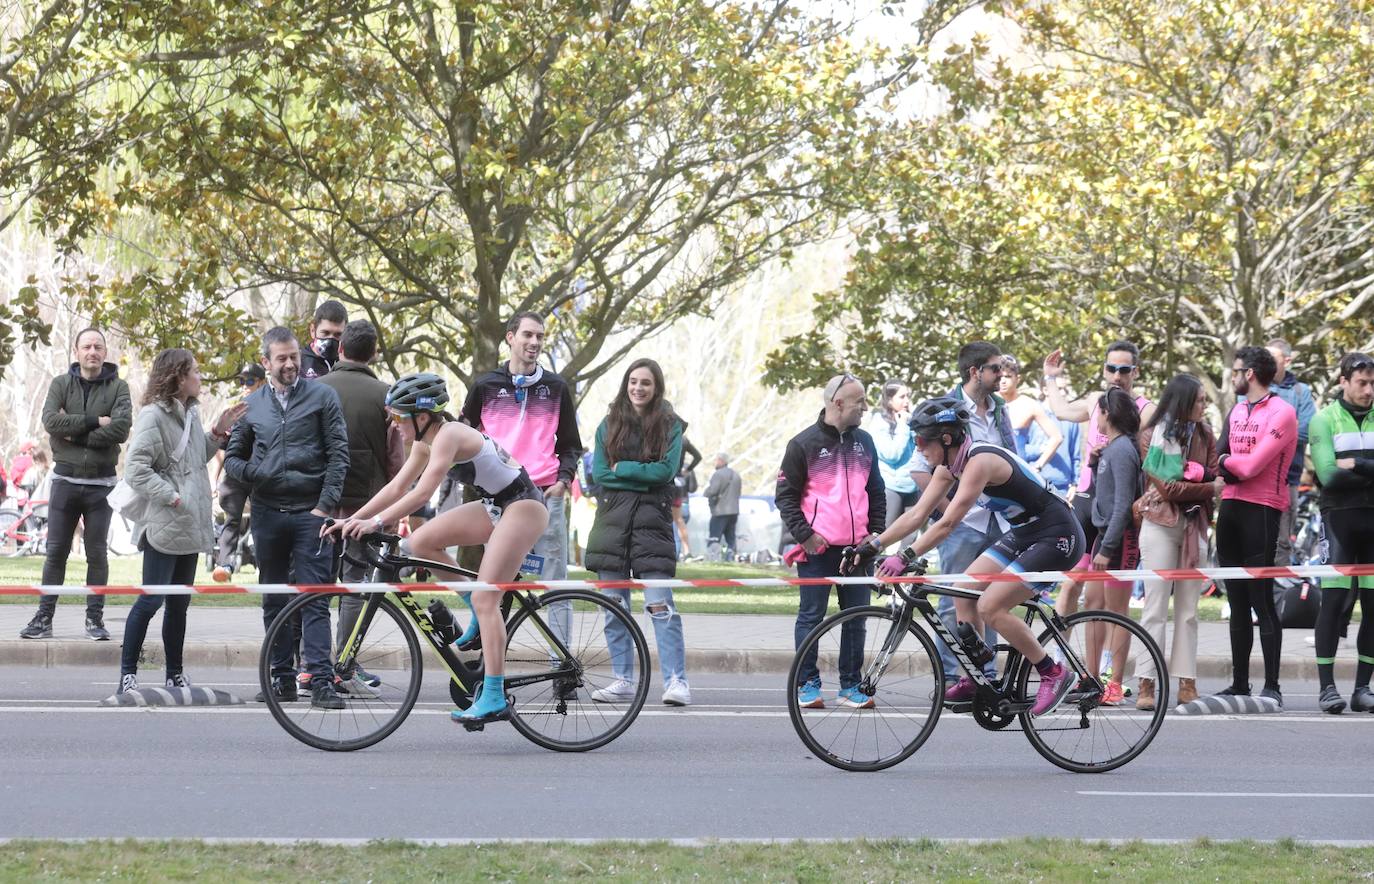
[1,838,1372,881]
[0,557,1353,624]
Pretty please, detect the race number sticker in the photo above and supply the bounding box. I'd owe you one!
[520,553,545,576]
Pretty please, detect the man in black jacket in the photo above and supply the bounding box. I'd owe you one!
[299,300,347,380]
[20,328,132,641]
[225,327,350,708]
[776,373,885,709]
[319,320,402,687]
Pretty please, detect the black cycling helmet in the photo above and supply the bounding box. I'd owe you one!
[908,396,971,441]
[385,372,450,414]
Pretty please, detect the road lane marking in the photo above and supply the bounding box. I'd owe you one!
[1082,791,1374,799]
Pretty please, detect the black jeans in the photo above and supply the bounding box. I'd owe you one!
[215,479,249,569]
[254,506,335,680]
[794,546,872,689]
[1216,498,1282,690]
[120,542,198,676]
[708,514,738,553]
[37,479,114,618]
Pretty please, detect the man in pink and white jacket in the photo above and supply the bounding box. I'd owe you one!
[1214,345,1299,707]
[776,373,885,710]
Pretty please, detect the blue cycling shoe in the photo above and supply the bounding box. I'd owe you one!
[453,591,480,649]
[452,676,510,730]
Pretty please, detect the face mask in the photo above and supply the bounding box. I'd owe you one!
[313,337,340,365]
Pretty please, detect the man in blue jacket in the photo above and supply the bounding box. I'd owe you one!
[1267,338,1317,567]
[225,327,350,709]
[913,341,1017,685]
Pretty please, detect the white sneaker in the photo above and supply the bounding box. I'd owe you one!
[662,678,692,707]
[591,678,637,703]
[1306,635,1346,649]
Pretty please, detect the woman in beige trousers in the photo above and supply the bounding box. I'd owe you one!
[1134,374,1221,710]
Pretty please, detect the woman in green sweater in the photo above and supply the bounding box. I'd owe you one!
[584,358,692,707]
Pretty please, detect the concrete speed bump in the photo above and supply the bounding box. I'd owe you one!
[1175,694,1282,715]
[98,686,246,708]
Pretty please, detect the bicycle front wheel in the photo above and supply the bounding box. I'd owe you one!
[503,590,650,752]
[788,605,944,772]
[260,592,423,751]
[1016,609,1168,773]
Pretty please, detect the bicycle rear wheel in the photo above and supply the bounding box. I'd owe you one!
[1016,609,1168,773]
[503,590,650,752]
[788,605,944,772]
[0,509,19,555]
[261,592,422,751]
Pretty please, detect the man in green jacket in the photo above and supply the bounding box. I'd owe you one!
[20,328,132,640]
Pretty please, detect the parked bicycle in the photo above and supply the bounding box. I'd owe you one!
[0,494,48,557]
[259,526,650,752]
[788,561,1168,773]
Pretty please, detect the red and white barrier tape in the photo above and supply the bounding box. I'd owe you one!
[2,564,1371,596]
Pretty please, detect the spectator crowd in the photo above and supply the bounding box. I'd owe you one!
[9,309,1373,716]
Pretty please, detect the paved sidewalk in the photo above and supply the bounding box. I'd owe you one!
[0,602,1361,680]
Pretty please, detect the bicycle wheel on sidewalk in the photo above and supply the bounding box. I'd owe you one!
[260,592,422,751]
[1016,609,1168,773]
[788,605,944,772]
[503,589,650,752]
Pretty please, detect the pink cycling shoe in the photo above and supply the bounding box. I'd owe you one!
[1031,662,1077,716]
[943,676,976,703]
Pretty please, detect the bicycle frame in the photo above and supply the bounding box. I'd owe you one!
[334,535,581,700]
[869,579,1103,715]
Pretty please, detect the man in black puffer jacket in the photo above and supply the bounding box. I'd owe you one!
[224,326,350,709]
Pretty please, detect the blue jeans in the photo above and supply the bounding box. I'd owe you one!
[937,520,1001,682]
[598,571,686,686]
[534,494,571,646]
[119,542,198,676]
[254,507,335,680]
[794,546,872,690]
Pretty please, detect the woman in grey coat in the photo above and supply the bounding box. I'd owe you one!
[117,349,245,693]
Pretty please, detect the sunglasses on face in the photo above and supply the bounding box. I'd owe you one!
[980,363,1003,374]
[1103,363,1136,374]
[388,411,413,424]
[831,372,859,403]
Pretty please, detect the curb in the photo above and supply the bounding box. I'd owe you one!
[0,640,1360,680]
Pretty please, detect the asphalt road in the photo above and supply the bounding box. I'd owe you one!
[4,668,1373,842]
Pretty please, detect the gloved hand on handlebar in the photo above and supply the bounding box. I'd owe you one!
[839,534,883,575]
[877,548,928,578]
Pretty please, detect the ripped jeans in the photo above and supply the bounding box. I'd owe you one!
[597,571,687,686]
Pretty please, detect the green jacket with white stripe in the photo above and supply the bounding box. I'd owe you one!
[1309,395,1374,513]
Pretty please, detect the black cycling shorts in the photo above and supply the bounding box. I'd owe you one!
[482,469,545,521]
[983,515,1085,592]
[1320,508,1374,590]
[1072,492,1098,555]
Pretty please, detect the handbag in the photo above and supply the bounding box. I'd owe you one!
[109,409,196,523]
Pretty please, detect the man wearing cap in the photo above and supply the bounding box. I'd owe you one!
[211,364,266,582]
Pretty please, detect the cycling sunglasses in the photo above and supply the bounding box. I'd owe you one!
[1103,363,1136,374]
[387,410,413,424]
[1347,358,1374,375]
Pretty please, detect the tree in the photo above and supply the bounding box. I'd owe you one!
[1,0,304,375]
[767,0,1374,396]
[113,0,975,390]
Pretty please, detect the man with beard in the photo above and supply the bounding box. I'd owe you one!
[224,327,350,708]
[1214,345,1298,707]
[300,301,347,380]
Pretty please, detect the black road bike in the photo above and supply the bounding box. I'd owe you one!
[788,570,1168,773]
[260,529,650,752]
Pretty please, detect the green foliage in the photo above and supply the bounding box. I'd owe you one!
[768,0,1374,396]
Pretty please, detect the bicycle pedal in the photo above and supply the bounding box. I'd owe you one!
[461,721,485,733]
[944,700,974,714]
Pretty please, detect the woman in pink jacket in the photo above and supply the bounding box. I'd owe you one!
[1214,346,1298,707]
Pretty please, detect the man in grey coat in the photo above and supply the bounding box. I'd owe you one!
[225,326,350,709]
[704,452,742,558]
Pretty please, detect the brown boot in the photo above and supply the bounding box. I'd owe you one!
[1135,677,1156,711]
[1177,678,1198,705]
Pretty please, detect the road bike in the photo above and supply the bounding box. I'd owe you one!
[260,528,650,752]
[787,567,1168,773]
[0,495,48,556]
